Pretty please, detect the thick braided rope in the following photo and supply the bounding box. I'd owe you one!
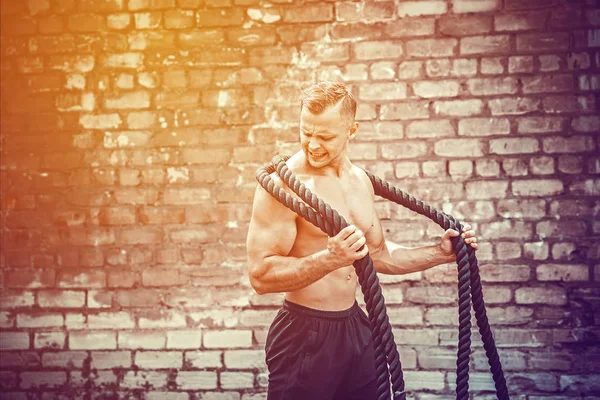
[366,171,510,400]
[256,155,509,399]
[272,155,405,400]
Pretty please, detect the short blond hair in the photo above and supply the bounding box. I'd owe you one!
[300,81,357,125]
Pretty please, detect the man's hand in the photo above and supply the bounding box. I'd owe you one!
[327,225,369,268]
[440,223,478,259]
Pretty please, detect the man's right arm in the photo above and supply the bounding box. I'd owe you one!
[246,181,368,295]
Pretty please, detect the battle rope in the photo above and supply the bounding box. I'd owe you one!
[256,155,510,400]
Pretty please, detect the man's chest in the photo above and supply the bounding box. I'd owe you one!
[295,175,374,236]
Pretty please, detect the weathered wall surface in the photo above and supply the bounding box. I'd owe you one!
[0,0,599,398]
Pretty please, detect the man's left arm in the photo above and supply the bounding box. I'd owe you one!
[366,207,478,275]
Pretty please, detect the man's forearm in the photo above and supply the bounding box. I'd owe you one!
[372,241,455,275]
[250,250,338,294]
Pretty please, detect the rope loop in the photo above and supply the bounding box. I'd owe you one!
[256,155,510,400]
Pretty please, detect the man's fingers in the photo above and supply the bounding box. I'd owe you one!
[345,229,364,245]
[349,235,366,251]
[338,225,356,239]
[357,244,369,258]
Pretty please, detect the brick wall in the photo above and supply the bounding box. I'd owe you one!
[1,0,599,398]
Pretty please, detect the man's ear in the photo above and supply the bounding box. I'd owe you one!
[349,121,359,139]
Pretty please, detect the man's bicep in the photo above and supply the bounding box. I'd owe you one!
[365,203,387,254]
[246,184,298,263]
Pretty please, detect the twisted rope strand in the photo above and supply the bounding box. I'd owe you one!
[255,156,509,400]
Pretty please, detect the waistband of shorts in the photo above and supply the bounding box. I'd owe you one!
[282,299,360,320]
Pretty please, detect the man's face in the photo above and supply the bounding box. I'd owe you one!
[299,105,357,168]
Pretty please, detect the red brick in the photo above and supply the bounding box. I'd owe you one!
[143,269,186,287]
[536,220,587,237]
[425,55,451,76]
[221,372,254,389]
[465,180,509,199]
[537,264,589,281]
[413,80,459,98]
[359,82,407,101]
[459,118,510,136]
[434,138,484,157]
[176,371,217,390]
[542,136,595,154]
[135,351,182,368]
[461,35,510,55]
[5,269,55,288]
[1,15,37,36]
[489,97,540,115]
[380,101,430,120]
[139,310,187,328]
[77,0,123,12]
[68,14,105,32]
[34,332,66,349]
[41,351,87,368]
[20,371,67,389]
[102,52,144,69]
[385,18,435,38]
[555,158,586,177]
[197,8,245,27]
[397,1,447,17]
[517,116,565,134]
[330,23,383,41]
[134,11,162,29]
[544,94,596,114]
[572,116,600,133]
[92,350,132,369]
[178,31,224,49]
[530,156,555,175]
[122,371,168,389]
[490,138,539,154]
[69,332,116,350]
[508,55,534,73]
[434,99,483,117]
[120,227,162,244]
[88,312,135,329]
[139,207,185,225]
[228,26,276,47]
[301,43,350,63]
[439,15,492,36]
[107,13,131,29]
[515,287,566,305]
[162,188,211,205]
[38,290,85,308]
[164,9,194,28]
[88,290,113,308]
[494,12,547,31]
[522,74,574,93]
[468,77,518,96]
[204,330,252,348]
[117,289,160,307]
[97,207,137,226]
[406,120,455,138]
[58,270,106,288]
[406,38,456,58]
[517,33,570,52]
[283,4,333,23]
[0,291,35,308]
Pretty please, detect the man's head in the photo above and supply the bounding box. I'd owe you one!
[299,81,359,168]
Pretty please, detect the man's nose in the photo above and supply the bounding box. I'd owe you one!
[308,138,320,149]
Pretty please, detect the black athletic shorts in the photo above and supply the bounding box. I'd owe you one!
[265,299,377,400]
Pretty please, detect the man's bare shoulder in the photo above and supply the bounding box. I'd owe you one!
[253,153,307,213]
[350,163,375,197]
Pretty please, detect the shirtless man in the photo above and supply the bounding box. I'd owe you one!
[246,81,479,400]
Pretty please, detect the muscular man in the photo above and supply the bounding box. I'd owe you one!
[246,81,479,400]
